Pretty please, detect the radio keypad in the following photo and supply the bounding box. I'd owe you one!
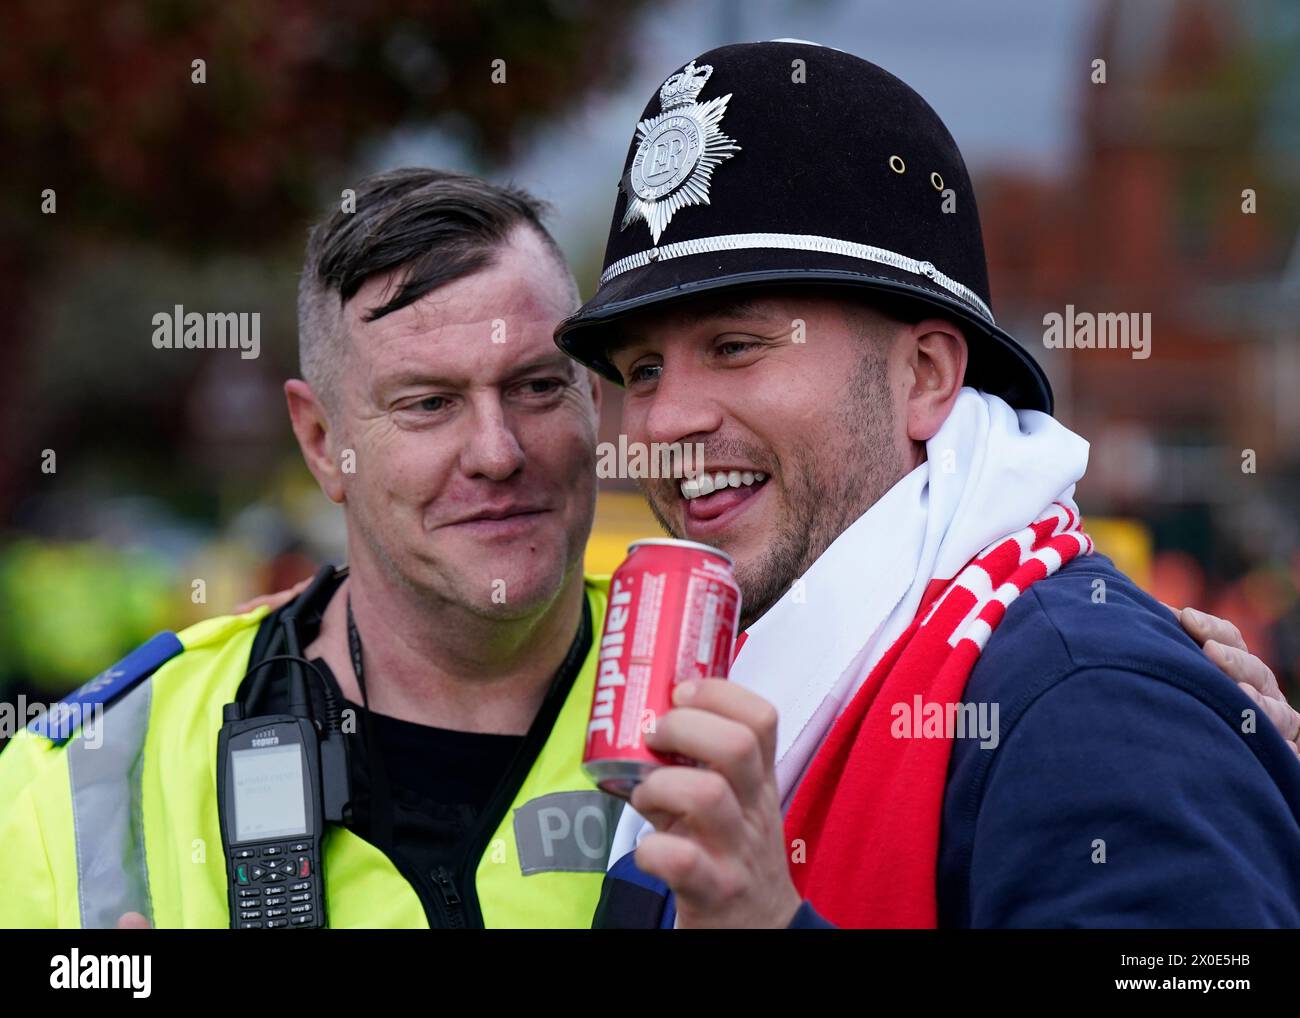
[232,840,317,928]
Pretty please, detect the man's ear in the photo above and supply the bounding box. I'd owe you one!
[904,318,968,443]
[285,379,346,504]
[586,368,603,420]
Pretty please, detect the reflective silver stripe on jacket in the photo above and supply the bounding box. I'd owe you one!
[599,231,996,324]
[66,679,154,928]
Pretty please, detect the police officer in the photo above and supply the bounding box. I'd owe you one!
[0,168,622,929]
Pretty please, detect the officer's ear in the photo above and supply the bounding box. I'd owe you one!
[903,318,968,443]
[285,379,346,504]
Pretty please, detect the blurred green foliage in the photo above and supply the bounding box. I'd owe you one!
[0,540,174,689]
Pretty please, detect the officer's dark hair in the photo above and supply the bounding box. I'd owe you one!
[297,167,578,407]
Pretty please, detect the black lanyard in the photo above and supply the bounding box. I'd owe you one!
[346,593,395,848]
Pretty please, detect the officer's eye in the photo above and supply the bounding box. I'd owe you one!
[515,377,564,398]
[409,395,449,413]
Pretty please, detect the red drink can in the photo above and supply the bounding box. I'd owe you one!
[583,538,742,798]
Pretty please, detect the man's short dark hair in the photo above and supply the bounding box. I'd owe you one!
[297,167,577,406]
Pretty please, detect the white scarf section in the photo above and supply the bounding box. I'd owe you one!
[607,387,1091,867]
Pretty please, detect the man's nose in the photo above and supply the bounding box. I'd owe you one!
[461,400,527,481]
[640,361,723,448]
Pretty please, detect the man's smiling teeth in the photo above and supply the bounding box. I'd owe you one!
[680,471,767,500]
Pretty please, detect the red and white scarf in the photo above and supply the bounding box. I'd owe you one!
[607,389,1093,925]
[784,500,1092,926]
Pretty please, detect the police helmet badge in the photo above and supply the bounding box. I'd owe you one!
[620,60,740,243]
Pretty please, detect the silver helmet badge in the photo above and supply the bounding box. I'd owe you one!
[620,61,741,244]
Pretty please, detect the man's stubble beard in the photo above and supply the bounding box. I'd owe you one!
[640,350,904,630]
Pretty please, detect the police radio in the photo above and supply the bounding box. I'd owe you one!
[217,565,352,929]
[217,710,327,928]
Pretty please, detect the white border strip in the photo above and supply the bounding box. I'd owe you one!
[599,232,995,324]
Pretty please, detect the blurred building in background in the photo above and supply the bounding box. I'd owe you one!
[981,0,1300,680]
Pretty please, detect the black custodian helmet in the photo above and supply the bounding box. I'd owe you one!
[554,40,1053,413]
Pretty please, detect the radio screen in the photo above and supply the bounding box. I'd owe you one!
[232,744,308,842]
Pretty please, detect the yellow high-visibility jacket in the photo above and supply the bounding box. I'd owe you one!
[0,575,618,928]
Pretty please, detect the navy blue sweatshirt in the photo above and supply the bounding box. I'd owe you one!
[595,554,1300,928]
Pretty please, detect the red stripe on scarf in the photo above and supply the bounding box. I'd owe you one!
[782,506,1090,927]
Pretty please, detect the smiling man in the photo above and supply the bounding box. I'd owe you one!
[554,42,1300,928]
[612,291,906,631]
[0,168,623,928]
